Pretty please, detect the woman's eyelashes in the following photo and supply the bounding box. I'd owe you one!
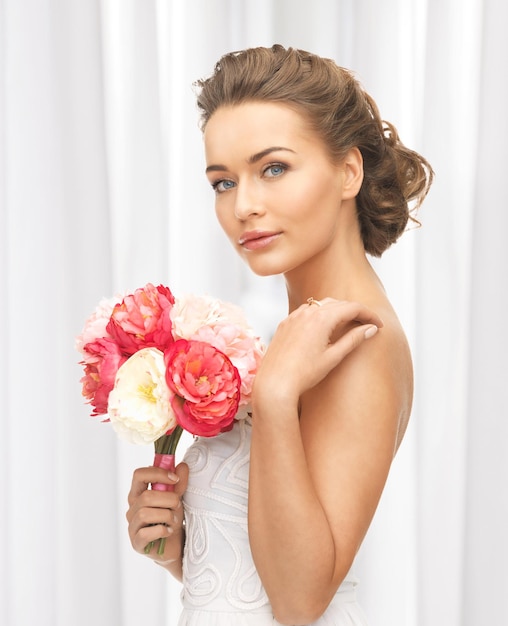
[262,162,287,178]
[212,178,236,193]
[210,162,288,193]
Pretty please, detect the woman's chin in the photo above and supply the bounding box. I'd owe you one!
[242,260,286,277]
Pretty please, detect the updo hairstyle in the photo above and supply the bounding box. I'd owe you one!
[195,45,433,257]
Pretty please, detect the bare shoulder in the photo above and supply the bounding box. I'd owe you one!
[295,306,410,566]
[295,303,414,575]
[300,302,413,475]
[362,303,413,449]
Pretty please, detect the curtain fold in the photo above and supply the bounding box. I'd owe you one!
[1,1,121,625]
[463,1,508,623]
[1,1,506,625]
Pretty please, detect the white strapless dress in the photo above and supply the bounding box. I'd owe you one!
[178,418,369,625]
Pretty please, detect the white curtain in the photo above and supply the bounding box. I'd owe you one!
[1,1,506,625]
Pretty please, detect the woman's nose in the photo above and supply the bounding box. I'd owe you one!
[233,181,265,220]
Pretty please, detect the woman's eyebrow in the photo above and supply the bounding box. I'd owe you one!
[248,146,295,164]
[206,146,295,174]
[205,163,228,173]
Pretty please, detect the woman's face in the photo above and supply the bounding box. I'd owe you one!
[203,101,358,277]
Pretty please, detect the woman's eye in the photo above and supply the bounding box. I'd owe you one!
[212,179,236,193]
[264,163,286,178]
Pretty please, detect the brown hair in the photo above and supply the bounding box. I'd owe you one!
[195,45,434,257]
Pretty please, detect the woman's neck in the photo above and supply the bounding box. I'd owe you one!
[284,215,382,312]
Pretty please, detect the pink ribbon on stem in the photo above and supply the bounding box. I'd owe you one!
[144,453,176,556]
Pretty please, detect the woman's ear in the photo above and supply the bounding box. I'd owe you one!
[341,147,364,199]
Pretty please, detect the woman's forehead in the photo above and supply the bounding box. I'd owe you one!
[203,102,319,160]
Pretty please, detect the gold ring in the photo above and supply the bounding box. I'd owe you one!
[307,297,322,307]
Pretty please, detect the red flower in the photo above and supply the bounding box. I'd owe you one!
[80,338,127,416]
[164,339,240,437]
[107,283,175,356]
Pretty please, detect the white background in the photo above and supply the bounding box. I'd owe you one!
[1,1,506,625]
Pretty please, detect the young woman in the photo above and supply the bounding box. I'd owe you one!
[126,45,433,625]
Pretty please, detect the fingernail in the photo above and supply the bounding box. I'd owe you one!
[364,325,379,339]
[168,472,179,482]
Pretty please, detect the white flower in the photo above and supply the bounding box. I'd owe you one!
[108,347,176,445]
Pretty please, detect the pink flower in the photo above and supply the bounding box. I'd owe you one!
[170,294,249,338]
[171,294,265,406]
[80,338,127,416]
[190,325,264,406]
[75,294,123,361]
[107,283,175,355]
[165,339,241,437]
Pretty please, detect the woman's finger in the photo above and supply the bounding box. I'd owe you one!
[127,466,183,504]
[304,297,384,329]
[127,489,182,524]
[326,323,380,363]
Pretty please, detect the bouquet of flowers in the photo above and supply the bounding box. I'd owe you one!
[76,283,265,554]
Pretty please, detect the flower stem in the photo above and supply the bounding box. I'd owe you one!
[154,426,184,455]
[143,428,184,557]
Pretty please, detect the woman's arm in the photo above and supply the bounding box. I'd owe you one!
[248,299,409,625]
[126,462,189,580]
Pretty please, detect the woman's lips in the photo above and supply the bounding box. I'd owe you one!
[238,231,281,251]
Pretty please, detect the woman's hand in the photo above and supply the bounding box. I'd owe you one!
[126,462,189,572]
[253,297,383,402]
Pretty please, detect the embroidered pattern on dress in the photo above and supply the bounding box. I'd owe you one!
[182,421,269,611]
